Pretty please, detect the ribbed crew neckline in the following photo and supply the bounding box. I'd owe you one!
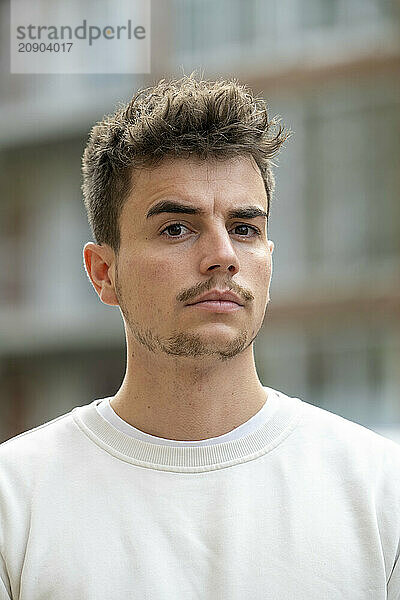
[95,387,279,447]
[72,387,304,473]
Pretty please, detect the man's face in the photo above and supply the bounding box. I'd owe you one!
[114,155,274,361]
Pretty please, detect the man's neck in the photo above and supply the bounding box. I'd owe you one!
[110,344,267,441]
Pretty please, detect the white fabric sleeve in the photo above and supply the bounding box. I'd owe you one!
[387,548,400,600]
[384,438,400,600]
[0,553,11,600]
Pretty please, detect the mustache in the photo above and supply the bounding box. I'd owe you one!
[177,279,254,305]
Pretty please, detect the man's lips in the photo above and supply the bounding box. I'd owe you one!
[185,290,245,313]
[186,299,243,313]
[185,289,244,306]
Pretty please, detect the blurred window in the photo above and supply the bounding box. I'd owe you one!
[301,0,339,29]
[305,325,398,427]
[0,155,28,306]
[304,91,400,267]
[174,0,260,54]
[300,0,394,29]
[172,0,398,72]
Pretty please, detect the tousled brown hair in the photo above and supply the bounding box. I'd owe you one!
[82,74,291,254]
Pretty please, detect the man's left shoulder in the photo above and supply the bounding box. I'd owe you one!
[298,396,400,466]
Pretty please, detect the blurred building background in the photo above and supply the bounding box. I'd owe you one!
[1,0,399,443]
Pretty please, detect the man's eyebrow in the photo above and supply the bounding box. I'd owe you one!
[146,200,267,220]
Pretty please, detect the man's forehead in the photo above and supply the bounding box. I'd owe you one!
[126,155,267,215]
[134,154,262,183]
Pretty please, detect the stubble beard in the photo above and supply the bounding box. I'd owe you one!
[115,276,266,361]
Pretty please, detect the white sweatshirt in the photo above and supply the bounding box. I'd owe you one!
[0,386,399,599]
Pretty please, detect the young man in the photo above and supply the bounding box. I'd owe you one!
[0,76,399,599]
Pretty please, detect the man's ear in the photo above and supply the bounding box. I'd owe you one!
[83,242,119,306]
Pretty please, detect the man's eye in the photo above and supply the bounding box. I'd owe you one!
[160,223,261,240]
[160,223,190,238]
[231,224,260,237]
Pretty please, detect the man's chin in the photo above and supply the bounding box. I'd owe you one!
[162,329,249,359]
[127,319,255,360]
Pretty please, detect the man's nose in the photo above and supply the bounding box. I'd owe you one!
[198,227,240,276]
